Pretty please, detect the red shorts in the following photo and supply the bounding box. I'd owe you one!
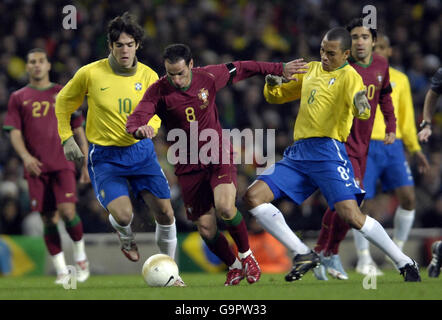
[26,169,77,212]
[349,155,367,189]
[177,164,237,221]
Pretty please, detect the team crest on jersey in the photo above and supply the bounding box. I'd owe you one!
[135,82,142,91]
[328,78,336,87]
[100,189,105,199]
[377,74,383,84]
[198,88,209,109]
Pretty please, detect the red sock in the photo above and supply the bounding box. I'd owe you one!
[203,231,236,267]
[326,211,351,255]
[43,224,62,256]
[315,207,335,253]
[223,211,250,253]
[64,214,83,242]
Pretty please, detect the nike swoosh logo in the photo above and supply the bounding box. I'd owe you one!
[65,193,74,198]
[100,87,110,91]
[345,183,352,187]
[218,174,228,179]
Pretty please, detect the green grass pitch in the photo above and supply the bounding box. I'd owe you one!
[0,270,440,300]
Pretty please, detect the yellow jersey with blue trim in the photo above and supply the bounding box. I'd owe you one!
[55,58,161,146]
[264,61,367,142]
[371,67,420,153]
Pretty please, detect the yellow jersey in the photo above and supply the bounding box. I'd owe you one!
[264,61,367,142]
[55,58,161,146]
[371,67,421,153]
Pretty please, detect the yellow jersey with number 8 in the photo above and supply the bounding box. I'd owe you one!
[264,61,367,143]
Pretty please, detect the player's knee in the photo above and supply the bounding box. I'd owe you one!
[112,209,133,226]
[155,207,175,225]
[243,188,264,209]
[215,203,235,219]
[197,224,216,240]
[400,193,415,211]
[335,201,364,229]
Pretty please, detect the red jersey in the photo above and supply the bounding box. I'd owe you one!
[127,61,284,175]
[346,54,396,159]
[3,84,84,175]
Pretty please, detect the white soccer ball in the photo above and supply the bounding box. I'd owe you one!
[142,254,179,287]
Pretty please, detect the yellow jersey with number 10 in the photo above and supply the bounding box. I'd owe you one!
[264,61,367,143]
[55,58,161,146]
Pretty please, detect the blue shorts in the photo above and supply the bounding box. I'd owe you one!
[257,138,365,210]
[363,139,414,200]
[88,139,170,209]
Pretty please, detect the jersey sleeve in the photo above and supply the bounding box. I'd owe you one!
[430,67,442,95]
[203,61,284,91]
[126,82,161,135]
[378,66,396,134]
[263,78,303,104]
[397,75,421,153]
[346,71,370,120]
[3,92,22,131]
[55,65,89,143]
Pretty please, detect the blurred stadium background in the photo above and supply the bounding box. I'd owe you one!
[0,0,440,276]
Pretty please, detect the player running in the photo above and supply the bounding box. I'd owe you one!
[55,13,184,286]
[126,43,307,286]
[3,48,90,284]
[243,27,421,282]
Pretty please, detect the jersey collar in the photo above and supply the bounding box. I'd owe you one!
[108,53,138,76]
[26,83,55,91]
[349,55,373,68]
[167,70,193,91]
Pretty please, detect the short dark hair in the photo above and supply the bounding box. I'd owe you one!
[107,12,144,46]
[26,48,48,62]
[163,44,192,65]
[346,17,377,40]
[324,27,352,51]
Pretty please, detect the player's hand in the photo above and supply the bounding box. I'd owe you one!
[23,154,42,176]
[384,132,396,145]
[79,165,90,184]
[283,58,308,80]
[63,136,85,162]
[354,90,371,117]
[135,125,156,139]
[414,150,430,174]
[265,74,283,86]
[418,127,432,143]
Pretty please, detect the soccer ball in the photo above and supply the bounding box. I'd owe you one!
[142,254,179,287]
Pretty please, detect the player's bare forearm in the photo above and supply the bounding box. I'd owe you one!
[10,129,42,176]
[73,126,89,165]
[422,89,439,122]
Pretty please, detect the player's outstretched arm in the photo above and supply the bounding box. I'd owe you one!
[73,126,90,183]
[134,125,156,139]
[282,58,309,80]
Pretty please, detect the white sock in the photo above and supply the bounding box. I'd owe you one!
[155,218,177,260]
[358,216,412,269]
[393,207,415,250]
[73,239,87,262]
[249,203,310,256]
[238,249,252,260]
[52,251,68,275]
[352,228,371,262]
[229,258,242,270]
[108,213,133,238]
